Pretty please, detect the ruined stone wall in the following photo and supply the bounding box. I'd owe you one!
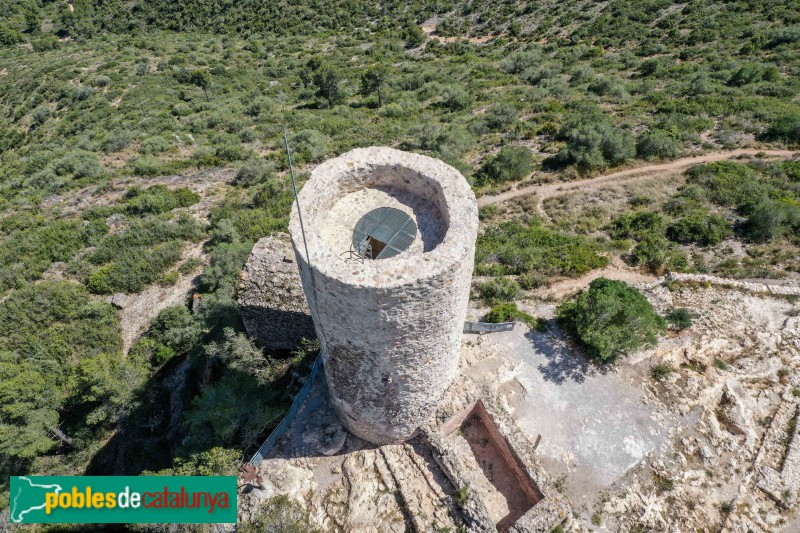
[661,273,800,296]
[289,147,478,445]
[238,234,315,350]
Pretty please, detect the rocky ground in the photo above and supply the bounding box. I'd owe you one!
[240,379,466,533]
[242,277,799,532]
[593,281,800,532]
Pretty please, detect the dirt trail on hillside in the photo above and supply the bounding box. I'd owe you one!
[477,149,797,213]
[536,257,658,300]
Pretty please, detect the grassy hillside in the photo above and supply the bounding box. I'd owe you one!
[1,2,799,526]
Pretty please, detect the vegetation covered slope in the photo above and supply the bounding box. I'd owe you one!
[0,1,799,527]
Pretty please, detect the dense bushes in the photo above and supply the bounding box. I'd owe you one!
[474,277,521,304]
[745,200,800,242]
[549,110,635,172]
[628,234,688,274]
[636,130,682,160]
[235,158,276,186]
[52,150,103,180]
[557,278,666,363]
[123,185,200,215]
[666,212,731,246]
[762,115,800,145]
[684,161,800,242]
[86,216,203,294]
[0,217,106,291]
[291,129,328,164]
[685,162,771,210]
[0,281,125,461]
[476,219,609,278]
[478,146,534,184]
[87,241,184,294]
[611,211,666,240]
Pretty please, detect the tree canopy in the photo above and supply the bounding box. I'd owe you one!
[557,278,666,363]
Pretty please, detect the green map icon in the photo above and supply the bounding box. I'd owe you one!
[10,476,63,523]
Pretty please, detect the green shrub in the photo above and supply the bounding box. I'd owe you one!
[744,200,800,242]
[0,281,124,460]
[476,219,609,278]
[0,27,22,46]
[86,216,202,294]
[663,185,707,216]
[484,302,541,329]
[651,363,674,380]
[124,185,200,215]
[31,106,51,126]
[588,77,627,98]
[159,271,179,286]
[312,68,345,107]
[666,308,693,330]
[87,241,184,294]
[0,218,106,292]
[102,129,133,153]
[139,136,171,155]
[403,23,425,48]
[636,130,682,160]
[31,34,58,51]
[628,234,688,274]
[762,115,800,145]
[666,213,731,246]
[550,121,635,172]
[686,162,772,211]
[291,129,328,164]
[440,85,472,111]
[475,278,521,305]
[214,136,246,162]
[557,278,667,363]
[478,146,534,184]
[128,156,164,177]
[484,104,518,131]
[519,271,549,290]
[149,305,202,357]
[52,150,104,180]
[611,211,665,240]
[236,158,276,186]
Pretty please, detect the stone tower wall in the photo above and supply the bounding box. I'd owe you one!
[289,147,478,444]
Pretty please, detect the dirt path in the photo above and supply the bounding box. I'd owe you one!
[118,242,205,355]
[530,262,800,301]
[535,257,658,300]
[477,149,797,214]
[421,21,501,44]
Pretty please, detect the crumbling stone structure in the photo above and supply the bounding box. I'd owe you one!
[289,147,478,444]
[239,233,315,350]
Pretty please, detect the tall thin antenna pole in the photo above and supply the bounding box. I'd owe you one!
[284,130,312,268]
[284,130,324,334]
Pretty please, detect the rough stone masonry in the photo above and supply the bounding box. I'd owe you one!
[238,233,315,350]
[289,147,478,445]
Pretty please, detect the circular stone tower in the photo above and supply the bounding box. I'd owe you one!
[289,147,478,444]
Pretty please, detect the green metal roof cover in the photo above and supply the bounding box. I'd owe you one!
[352,207,417,259]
